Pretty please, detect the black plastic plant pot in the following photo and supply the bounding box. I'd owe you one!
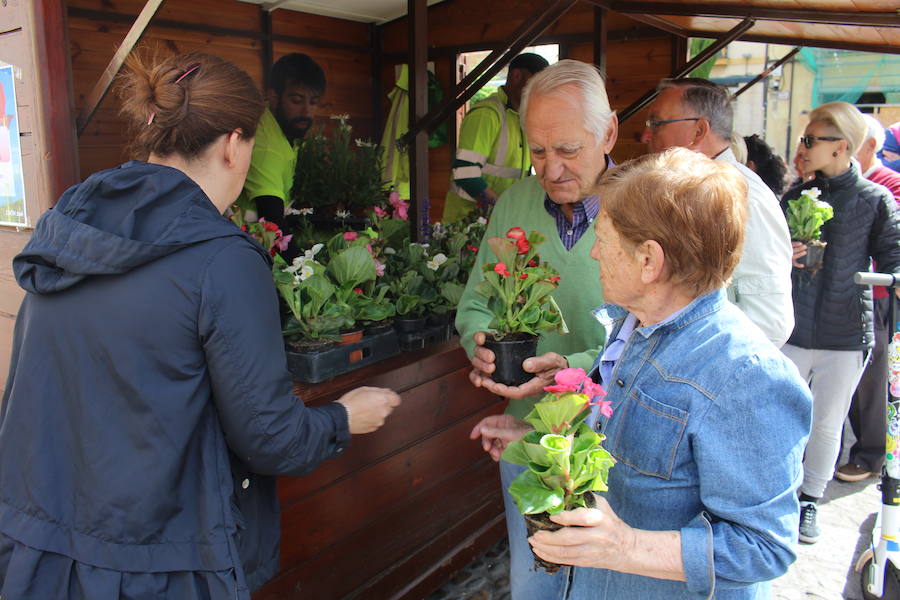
[395,316,427,334]
[363,320,394,336]
[800,240,826,276]
[483,334,539,387]
[426,311,451,327]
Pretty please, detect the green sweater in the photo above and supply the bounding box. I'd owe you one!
[455,176,606,419]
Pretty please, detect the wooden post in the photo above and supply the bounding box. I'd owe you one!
[594,6,608,79]
[261,7,273,91]
[408,0,428,241]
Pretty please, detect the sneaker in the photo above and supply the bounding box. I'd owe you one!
[835,463,878,482]
[799,502,820,544]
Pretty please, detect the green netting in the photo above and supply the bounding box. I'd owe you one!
[810,49,900,107]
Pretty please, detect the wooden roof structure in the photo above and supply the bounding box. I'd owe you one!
[586,0,899,55]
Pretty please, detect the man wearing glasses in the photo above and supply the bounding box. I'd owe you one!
[640,78,794,347]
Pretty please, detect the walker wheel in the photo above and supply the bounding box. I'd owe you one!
[860,557,900,600]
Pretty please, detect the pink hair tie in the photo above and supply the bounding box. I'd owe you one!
[147,111,156,125]
[175,63,201,83]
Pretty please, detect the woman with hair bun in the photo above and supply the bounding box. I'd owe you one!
[0,52,399,599]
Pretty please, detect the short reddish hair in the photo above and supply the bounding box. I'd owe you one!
[596,147,748,296]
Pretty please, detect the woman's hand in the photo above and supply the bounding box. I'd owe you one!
[791,241,808,268]
[469,414,532,462]
[337,386,401,434]
[529,495,637,571]
[529,495,686,581]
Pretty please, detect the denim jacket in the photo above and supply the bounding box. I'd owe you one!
[576,289,811,600]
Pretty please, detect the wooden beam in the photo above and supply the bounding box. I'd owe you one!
[261,7,273,91]
[400,0,578,146]
[67,7,370,52]
[408,0,428,241]
[684,29,900,57]
[583,0,687,37]
[380,28,667,63]
[75,0,166,136]
[370,23,383,141]
[606,1,900,28]
[32,0,80,199]
[671,35,687,75]
[730,46,800,100]
[594,6,608,79]
[617,16,755,124]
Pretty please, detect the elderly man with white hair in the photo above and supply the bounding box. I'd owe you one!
[458,59,617,600]
[836,113,900,483]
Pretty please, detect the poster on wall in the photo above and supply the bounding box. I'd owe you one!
[0,65,25,227]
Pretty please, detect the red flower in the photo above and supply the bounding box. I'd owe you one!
[519,273,529,280]
[494,263,510,277]
[506,227,526,240]
[263,222,280,232]
[467,245,479,253]
[240,225,248,232]
[527,259,537,267]
[343,231,359,241]
[515,238,530,254]
[549,276,561,283]
[353,288,364,294]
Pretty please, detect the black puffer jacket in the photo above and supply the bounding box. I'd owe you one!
[782,163,900,351]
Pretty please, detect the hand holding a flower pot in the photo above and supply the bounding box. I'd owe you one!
[527,495,684,578]
[468,331,569,399]
[786,187,833,275]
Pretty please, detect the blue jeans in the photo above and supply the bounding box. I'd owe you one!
[500,459,570,600]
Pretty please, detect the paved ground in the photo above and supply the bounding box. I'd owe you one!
[429,470,884,599]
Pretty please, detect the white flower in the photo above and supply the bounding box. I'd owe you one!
[802,187,822,201]
[300,207,315,215]
[477,216,488,225]
[383,247,396,255]
[298,264,314,281]
[355,138,375,148]
[285,207,302,216]
[816,200,833,210]
[304,243,323,260]
[336,210,351,218]
[426,253,447,271]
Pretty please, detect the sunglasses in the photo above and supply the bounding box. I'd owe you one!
[798,135,843,149]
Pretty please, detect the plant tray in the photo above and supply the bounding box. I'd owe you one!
[286,329,400,384]
[398,323,453,353]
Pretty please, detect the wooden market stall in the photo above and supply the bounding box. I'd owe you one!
[0,0,897,598]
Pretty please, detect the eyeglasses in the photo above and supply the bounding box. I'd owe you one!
[644,117,701,132]
[798,135,843,149]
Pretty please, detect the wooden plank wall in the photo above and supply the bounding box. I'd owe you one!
[67,0,375,181]
[380,0,674,218]
[256,341,505,599]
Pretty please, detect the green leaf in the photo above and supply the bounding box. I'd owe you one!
[508,470,565,515]
[328,245,376,288]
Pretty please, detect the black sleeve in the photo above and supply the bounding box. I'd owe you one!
[869,187,900,276]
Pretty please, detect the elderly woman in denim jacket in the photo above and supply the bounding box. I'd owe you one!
[473,148,812,599]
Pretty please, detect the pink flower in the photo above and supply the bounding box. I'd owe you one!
[494,263,510,277]
[366,244,374,255]
[543,367,589,394]
[373,206,388,218]
[549,276,560,283]
[374,258,385,276]
[389,192,409,220]
[506,227,526,240]
[583,380,606,400]
[353,288,364,294]
[343,231,359,241]
[596,399,614,419]
[274,233,293,252]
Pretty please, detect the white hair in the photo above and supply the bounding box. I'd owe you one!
[861,113,886,152]
[519,59,613,143]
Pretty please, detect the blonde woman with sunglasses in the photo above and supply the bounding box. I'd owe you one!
[781,102,900,546]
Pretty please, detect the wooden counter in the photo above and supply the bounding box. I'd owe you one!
[254,338,506,599]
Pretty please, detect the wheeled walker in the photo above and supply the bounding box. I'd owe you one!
[853,271,900,599]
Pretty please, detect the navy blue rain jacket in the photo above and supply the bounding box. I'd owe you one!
[0,161,349,599]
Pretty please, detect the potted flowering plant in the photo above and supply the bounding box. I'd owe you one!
[473,227,565,385]
[502,367,615,574]
[292,114,390,222]
[272,246,347,350]
[786,186,833,276]
[323,231,380,340]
